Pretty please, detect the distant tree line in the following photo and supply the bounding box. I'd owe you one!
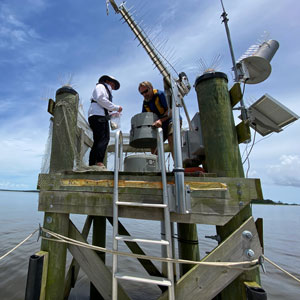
[252,199,299,206]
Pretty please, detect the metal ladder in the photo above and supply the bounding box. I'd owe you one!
[112,128,175,300]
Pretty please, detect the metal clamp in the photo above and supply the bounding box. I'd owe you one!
[205,234,221,243]
[167,184,191,214]
[37,224,42,242]
[258,255,266,273]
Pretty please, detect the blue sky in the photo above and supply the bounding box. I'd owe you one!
[0,0,299,204]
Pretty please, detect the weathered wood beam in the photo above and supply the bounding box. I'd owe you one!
[229,82,242,107]
[236,121,251,144]
[90,216,107,300]
[106,217,166,292]
[38,173,261,226]
[158,217,262,300]
[67,220,130,300]
[63,215,93,299]
[41,212,69,300]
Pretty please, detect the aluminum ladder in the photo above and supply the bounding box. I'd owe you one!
[112,128,175,300]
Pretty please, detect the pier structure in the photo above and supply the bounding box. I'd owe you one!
[31,72,265,300]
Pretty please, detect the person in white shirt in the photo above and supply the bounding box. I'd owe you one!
[88,75,122,170]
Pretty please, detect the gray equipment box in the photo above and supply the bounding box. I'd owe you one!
[124,154,160,172]
[129,112,158,148]
[182,112,205,166]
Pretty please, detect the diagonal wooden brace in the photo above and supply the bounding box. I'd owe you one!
[158,216,262,300]
[67,220,131,300]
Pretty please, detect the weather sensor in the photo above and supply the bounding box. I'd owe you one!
[237,40,279,84]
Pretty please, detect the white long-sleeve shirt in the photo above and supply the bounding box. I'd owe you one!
[88,83,120,118]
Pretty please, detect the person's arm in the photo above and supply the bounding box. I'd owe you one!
[159,110,171,122]
[94,84,120,112]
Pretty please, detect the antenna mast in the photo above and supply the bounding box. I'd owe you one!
[107,0,191,215]
[220,0,247,121]
[108,1,171,84]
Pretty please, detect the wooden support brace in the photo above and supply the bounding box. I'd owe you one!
[158,216,262,300]
[236,121,251,144]
[64,216,93,299]
[67,220,130,300]
[229,83,242,107]
[47,99,55,115]
[255,218,264,254]
[107,217,166,292]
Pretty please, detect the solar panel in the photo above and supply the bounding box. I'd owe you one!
[248,94,299,136]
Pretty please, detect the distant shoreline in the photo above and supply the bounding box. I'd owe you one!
[0,189,39,193]
[251,199,300,206]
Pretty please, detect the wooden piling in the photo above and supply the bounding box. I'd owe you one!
[49,86,79,173]
[41,86,79,300]
[90,216,106,300]
[195,72,244,177]
[177,223,200,276]
[194,72,260,299]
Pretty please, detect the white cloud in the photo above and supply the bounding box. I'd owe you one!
[0,181,28,189]
[267,155,300,187]
[0,0,299,194]
[0,113,48,177]
[0,2,44,49]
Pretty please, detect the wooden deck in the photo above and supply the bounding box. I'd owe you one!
[38,171,262,226]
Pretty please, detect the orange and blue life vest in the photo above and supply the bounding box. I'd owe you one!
[142,89,169,122]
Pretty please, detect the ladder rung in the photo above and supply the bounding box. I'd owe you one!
[114,272,172,286]
[115,235,169,245]
[116,201,167,208]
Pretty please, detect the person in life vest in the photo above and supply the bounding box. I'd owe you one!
[88,75,122,170]
[138,81,176,158]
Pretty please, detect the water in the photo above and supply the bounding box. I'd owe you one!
[0,191,299,299]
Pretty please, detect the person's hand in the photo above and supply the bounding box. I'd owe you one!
[152,119,162,128]
[118,106,123,112]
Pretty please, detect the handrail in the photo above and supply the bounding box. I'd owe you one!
[157,128,175,300]
[112,129,123,300]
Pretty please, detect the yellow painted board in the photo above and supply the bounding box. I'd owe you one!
[244,281,262,288]
[60,179,227,191]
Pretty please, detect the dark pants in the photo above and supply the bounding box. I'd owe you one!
[88,115,110,166]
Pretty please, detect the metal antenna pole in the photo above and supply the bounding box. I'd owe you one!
[107,0,188,213]
[111,2,171,82]
[220,0,238,81]
[220,0,248,121]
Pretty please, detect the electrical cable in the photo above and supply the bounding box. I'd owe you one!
[243,126,257,165]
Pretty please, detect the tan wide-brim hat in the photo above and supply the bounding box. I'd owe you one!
[98,75,120,90]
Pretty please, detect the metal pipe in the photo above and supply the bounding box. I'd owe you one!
[220,0,248,121]
[182,98,193,131]
[170,81,186,214]
[157,128,175,300]
[112,129,122,300]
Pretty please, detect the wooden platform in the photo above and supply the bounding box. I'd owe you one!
[38,171,262,226]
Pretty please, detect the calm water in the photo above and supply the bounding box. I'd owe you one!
[0,191,299,299]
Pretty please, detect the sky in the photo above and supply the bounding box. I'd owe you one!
[0,0,299,204]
